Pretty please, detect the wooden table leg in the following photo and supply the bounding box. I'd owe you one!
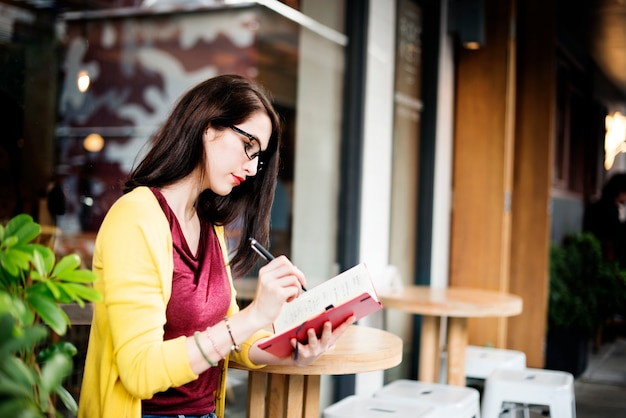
[268,373,287,416]
[446,316,468,386]
[302,375,321,418]
[284,375,305,417]
[245,371,320,418]
[247,370,267,418]
[419,315,441,382]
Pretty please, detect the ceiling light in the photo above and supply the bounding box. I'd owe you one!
[83,133,104,152]
[605,111,626,170]
[77,70,90,92]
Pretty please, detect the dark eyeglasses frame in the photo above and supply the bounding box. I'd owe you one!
[230,125,264,172]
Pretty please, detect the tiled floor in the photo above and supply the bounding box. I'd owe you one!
[224,338,626,417]
[575,337,626,418]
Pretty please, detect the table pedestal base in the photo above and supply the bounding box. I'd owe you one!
[232,326,402,418]
[419,316,468,386]
[418,316,441,383]
[446,317,468,386]
[379,286,522,388]
[247,370,321,418]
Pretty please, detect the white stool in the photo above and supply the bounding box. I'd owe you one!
[481,368,575,418]
[465,345,527,379]
[374,379,481,418]
[323,395,437,418]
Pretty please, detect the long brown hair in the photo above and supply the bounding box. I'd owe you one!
[124,74,282,277]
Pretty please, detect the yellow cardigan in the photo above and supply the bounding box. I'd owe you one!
[78,186,268,418]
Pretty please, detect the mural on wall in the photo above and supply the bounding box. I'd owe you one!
[56,9,263,233]
[51,5,299,270]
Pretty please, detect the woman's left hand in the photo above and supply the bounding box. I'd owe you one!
[289,315,356,366]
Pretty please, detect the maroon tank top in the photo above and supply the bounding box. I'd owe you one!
[142,188,231,415]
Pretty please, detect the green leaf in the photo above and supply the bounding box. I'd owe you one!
[36,382,50,413]
[30,250,47,279]
[26,293,68,336]
[63,283,102,303]
[56,268,97,284]
[51,254,82,278]
[26,284,53,308]
[1,248,31,276]
[51,285,76,305]
[0,323,48,357]
[4,214,40,246]
[39,351,73,394]
[0,374,34,400]
[37,341,77,363]
[54,385,78,415]
[25,245,55,280]
[0,396,42,418]
[0,292,17,316]
[28,281,74,308]
[43,281,62,300]
[0,313,15,342]
[0,296,34,327]
[0,356,36,390]
[3,213,32,234]
[0,264,20,290]
[1,235,18,248]
[42,250,56,276]
[57,341,78,356]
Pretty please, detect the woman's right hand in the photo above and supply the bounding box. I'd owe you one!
[247,255,306,327]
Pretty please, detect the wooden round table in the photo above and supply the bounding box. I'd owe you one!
[378,286,522,386]
[230,325,402,418]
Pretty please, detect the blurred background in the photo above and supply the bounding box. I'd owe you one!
[1,0,625,413]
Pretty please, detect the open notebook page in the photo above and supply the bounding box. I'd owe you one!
[273,263,377,333]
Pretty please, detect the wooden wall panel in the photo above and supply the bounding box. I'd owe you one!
[450,0,556,365]
[449,0,515,347]
[508,0,556,368]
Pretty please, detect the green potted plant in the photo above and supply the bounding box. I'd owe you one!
[0,214,101,417]
[546,231,626,376]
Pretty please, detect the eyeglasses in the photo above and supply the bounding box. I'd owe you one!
[230,125,264,171]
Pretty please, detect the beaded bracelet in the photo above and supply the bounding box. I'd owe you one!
[206,327,226,359]
[224,316,241,352]
[193,331,218,367]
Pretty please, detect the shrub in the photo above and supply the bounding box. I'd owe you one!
[549,232,626,336]
[0,214,101,417]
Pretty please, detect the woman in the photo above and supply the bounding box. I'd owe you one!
[78,74,354,418]
[583,172,626,268]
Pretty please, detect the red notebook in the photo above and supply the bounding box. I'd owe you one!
[258,263,382,357]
